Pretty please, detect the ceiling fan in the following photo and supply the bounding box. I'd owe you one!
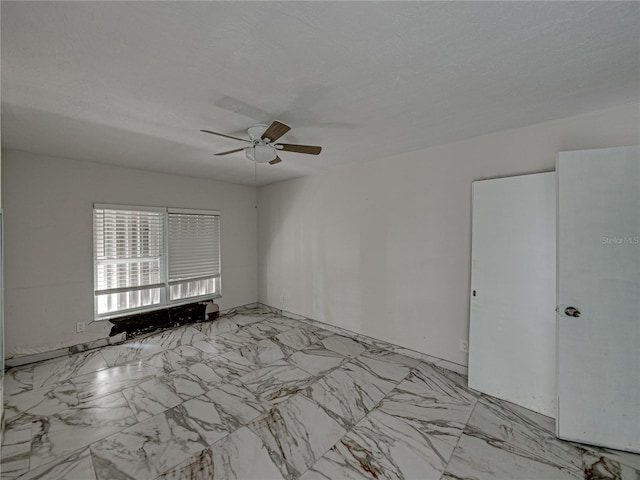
[201,121,321,165]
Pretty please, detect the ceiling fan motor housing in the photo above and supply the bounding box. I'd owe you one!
[247,124,268,141]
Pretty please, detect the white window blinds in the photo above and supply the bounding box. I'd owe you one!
[93,207,165,315]
[93,205,221,318]
[168,213,220,281]
[168,212,220,301]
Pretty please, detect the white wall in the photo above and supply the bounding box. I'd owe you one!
[258,103,640,366]
[2,150,257,357]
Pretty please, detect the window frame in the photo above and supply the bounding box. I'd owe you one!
[93,203,222,320]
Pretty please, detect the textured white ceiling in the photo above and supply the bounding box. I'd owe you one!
[2,2,639,185]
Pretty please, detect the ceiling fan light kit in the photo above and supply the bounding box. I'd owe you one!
[201,120,322,166]
[246,144,277,163]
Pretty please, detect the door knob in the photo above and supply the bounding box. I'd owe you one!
[564,306,581,318]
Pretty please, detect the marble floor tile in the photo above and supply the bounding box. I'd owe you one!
[32,350,109,390]
[157,427,285,480]
[122,376,185,422]
[196,330,258,356]
[99,340,164,368]
[582,445,640,472]
[302,358,401,429]
[29,391,138,469]
[405,361,479,405]
[230,313,267,327]
[155,447,215,480]
[177,382,266,446]
[303,403,461,480]
[358,347,421,370]
[272,327,325,352]
[142,325,209,351]
[221,338,289,368]
[376,387,476,445]
[142,346,220,374]
[90,408,209,480]
[14,447,97,480]
[201,352,260,383]
[286,344,348,376]
[236,360,319,405]
[0,421,32,479]
[348,351,414,386]
[620,464,640,480]
[442,396,584,480]
[582,449,622,480]
[299,323,335,340]
[70,363,161,403]
[321,334,369,357]
[3,366,35,396]
[121,365,216,422]
[433,358,469,376]
[248,394,347,479]
[8,308,638,480]
[3,382,82,425]
[266,316,302,330]
[194,317,239,337]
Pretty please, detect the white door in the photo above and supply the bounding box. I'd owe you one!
[557,145,640,453]
[469,173,556,417]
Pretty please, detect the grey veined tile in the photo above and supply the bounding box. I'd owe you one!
[3,381,84,425]
[271,327,325,352]
[582,445,640,473]
[142,325,209,351]
[302,357,402,429]
[582,449,622,480]
[142,346,221,374]
[157,427,285,480]
[155,448,215,480]
[71,363,162,402]
[287,344,348,376]
[32,350,109,389]
[29,391,138,470]
[402,361,479,405]
[90,407,209,480]
[235,360,319,405]
[194,317,240,337]
[249,394,347,479]
[230,313,266,327]
[221,338,289,368]
[442,396,583,480]
[177,382,267,446]
[266,315,302,329]
[99,341,164,368]
[321,334,369,358]
[302,403,462,480]
[122,366,216,422]
[0,420,32,479]
[3,365,35,396]
[14,447,97,480]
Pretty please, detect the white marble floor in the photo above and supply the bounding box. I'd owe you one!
[1,307,639,480]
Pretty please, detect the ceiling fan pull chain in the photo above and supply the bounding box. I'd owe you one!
[254,161,258,209]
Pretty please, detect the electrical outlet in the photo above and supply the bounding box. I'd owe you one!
[76,322,85,333]
[459,339,469,353]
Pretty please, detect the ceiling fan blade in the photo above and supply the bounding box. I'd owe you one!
[201,129,251,143]
[269,156,282,165]
[261,121,290,143]
[214,148,245,156]
[276,144,322,155]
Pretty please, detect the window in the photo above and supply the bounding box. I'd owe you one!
[93,205,221,318]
